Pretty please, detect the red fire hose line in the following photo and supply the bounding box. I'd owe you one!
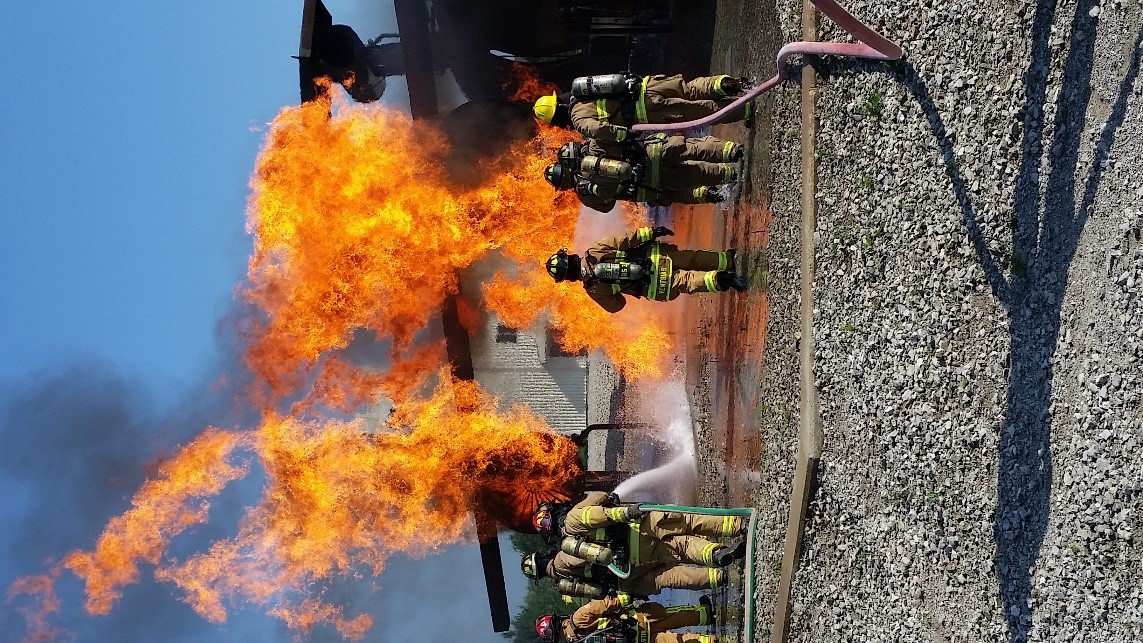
[630,0,904,133]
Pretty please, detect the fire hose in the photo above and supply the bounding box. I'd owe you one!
[630,0,903,133]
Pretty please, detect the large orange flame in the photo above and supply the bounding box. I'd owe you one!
[11,76,671,640]
[243,84,637,399]
[61,428,251,615]
[52,377,577,640]
[505,61,562,102]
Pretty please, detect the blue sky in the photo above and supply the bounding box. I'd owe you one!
[0,1,521,640]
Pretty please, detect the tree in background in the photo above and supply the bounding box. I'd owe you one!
[505,532,586,641]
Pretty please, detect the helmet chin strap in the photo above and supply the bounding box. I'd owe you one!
[567,254,582,281]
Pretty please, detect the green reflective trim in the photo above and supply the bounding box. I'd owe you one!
[701,542,717,566]
[637,228,652,242]
[723,140,735,161]
[646,245,660,300]
[704,271,718,292]
[718,252,727,271]
[628,526,640,566]
[713,74,731,97]
[610,284,621,295]
[635,76,649,123]
[595,99,608,120]
[646,143,662,189]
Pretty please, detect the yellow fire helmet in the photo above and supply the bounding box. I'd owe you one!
[544,163,570,190]
[521,552,543,581]
[533,93,558,124]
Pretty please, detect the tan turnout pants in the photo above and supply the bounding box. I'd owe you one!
[635,601,715,643]
[622,562,724,596]
[643,74,750,123]
[653,245,733,299]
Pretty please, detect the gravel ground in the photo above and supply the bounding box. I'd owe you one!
[700,0,1143,641]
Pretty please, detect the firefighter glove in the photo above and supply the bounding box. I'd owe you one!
[605,492,622,506]
[651,226,674,239]
[622,504,646,521]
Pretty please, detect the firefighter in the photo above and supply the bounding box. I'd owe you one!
[536,594,717,643]
[554,492,746,569]
[530,494,746,589]
[521,548,730,599]
[544,226,747,313]
[521,549,618,599]
[546,136,741,211]
[532,73,753,144]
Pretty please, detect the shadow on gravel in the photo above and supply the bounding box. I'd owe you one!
[806,1,1142,640]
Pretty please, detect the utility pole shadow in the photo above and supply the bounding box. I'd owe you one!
[820,1,1142,639]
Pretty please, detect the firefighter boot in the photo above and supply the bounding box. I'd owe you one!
[712,537,748,566]
[715,271,747,293]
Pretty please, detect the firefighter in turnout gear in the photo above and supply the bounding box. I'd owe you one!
[536,594,716,643]
[521,550,619,600]
[544,227,748,314]
[546,136,741,212]
[529,494,746,596]
[532,73,754,144]
[561,492,747,570]
[521,547,732,599]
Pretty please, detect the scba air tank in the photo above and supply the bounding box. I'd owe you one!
[592,261,647,284]
[571,74,636,99]
[555,578,610,599]
[560,536,614,565]
[580,155,634,181]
